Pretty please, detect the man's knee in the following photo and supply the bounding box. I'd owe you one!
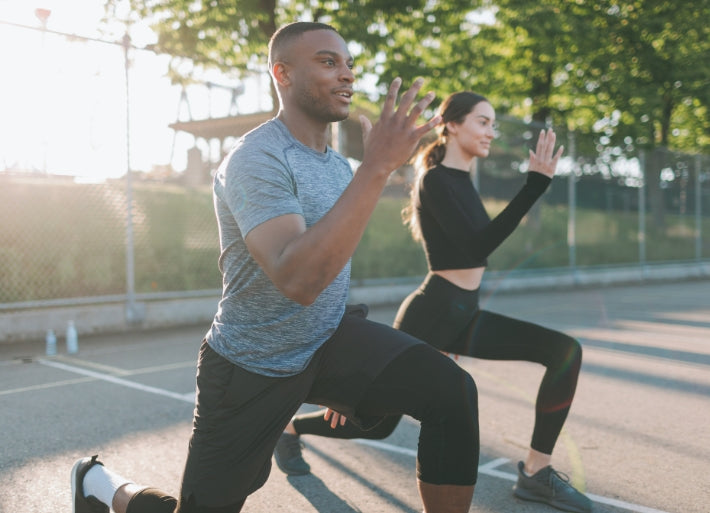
[418,365,479,485]
[426,361,478,427]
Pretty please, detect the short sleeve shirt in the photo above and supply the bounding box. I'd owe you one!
[205,118,353,376]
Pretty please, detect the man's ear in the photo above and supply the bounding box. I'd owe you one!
[272,62,291,87]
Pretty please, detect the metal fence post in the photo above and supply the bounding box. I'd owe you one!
[567,131,577,273]
[696,154,703,261]
[122,33,143,323]
[638,150,647,267]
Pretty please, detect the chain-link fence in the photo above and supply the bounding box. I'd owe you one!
[478,118,710,273]
[2,20,709,313]
[3,130,708,310]
[0,177,221,306]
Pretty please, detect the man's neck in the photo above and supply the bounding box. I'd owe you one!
[277,110,330,152]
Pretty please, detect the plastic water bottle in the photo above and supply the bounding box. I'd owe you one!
[66,320,78,354]
[45,329,57,356]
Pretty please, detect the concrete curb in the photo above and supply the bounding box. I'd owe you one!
[2,261,709,344]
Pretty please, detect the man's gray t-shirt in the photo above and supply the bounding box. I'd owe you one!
[205,118,353,377]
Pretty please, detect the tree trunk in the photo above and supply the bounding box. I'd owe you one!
[645,146,668,229]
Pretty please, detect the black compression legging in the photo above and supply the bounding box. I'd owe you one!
[294,273,582,455]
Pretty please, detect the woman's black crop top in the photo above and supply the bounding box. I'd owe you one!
[417,164,551,270]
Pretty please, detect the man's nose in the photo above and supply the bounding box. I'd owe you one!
[340,65,354,82]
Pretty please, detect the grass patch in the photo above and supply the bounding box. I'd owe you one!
[1,179,708,303]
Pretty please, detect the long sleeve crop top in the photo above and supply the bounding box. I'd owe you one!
[417,164,551,270]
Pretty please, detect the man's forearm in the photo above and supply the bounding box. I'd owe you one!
[273,164,390,305]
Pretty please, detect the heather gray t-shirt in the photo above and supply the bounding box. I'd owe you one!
[205,118,353,377]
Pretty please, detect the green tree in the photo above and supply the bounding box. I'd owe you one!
[104,1,709,187]
[105,0,286,111]
[568,0,710,226]
[104,0,485,110]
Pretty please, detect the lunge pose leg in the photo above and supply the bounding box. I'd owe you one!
[279,91,592,513]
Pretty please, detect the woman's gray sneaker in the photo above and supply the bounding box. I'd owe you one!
[274,433,311,476]
[513,461,592,513]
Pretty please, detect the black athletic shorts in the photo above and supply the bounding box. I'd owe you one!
[178,308,425,508]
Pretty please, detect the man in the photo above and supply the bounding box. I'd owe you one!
[71,21,479,513]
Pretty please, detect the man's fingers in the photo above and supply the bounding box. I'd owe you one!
[395,77,425,116]
[413,114,442,139]
[406,91,436,124]
[382,77,403,115]
[359,114,372,141]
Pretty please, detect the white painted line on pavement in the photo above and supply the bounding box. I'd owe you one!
[38,358,194,404]
[584,494,672,513]
[355,438,417,457]
[478,457,515,480]
[0,376,94,396]
[49,354,196,377]
[356,440,671,513]
[39,358,671,513]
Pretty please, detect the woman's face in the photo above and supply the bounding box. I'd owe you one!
[446,101,496,159]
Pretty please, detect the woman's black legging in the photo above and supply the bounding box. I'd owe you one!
[294,273,582,455]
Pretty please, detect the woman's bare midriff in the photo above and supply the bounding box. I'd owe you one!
[433,267,485,291]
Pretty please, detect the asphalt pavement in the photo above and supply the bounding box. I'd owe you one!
[1,279,709,512]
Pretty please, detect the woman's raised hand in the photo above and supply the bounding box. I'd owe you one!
[528,129,564,178]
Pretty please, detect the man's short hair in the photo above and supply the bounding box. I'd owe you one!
[268,21,338,69]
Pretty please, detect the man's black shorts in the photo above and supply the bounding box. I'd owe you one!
[178,309,426,508]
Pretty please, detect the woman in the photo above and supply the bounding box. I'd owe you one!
[276,92,591,513]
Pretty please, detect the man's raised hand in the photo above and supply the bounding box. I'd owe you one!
[359,78,441,176]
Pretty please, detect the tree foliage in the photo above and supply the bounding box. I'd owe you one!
[578,0,710,153]
[105,0,710,156]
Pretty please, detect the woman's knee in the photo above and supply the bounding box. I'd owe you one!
[563,335,583,371]
[547,333,583,371]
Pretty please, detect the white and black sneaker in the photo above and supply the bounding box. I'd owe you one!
[71,455,109,513]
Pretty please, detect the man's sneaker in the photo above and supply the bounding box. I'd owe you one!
[71,455,109,513]
[273,433,311,475]
[513,461,592,513]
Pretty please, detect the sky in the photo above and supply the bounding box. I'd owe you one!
[0,0,270,180]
